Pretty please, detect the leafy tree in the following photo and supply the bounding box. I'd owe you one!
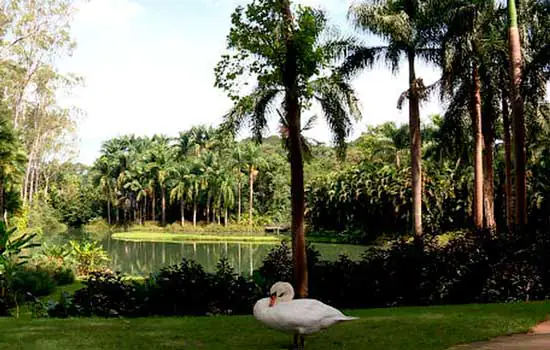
[215,0,361,299]
[0,115,26,221]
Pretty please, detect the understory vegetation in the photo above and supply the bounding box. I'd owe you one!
[11,229,549,319]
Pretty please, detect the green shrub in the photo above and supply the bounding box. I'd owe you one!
[31,243,76,286]
[11,267,56,298]
[69,240,110,277]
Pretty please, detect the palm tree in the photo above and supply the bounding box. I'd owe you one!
[346,0,444,241]
[146,135,176,226]
[188,158,206,227]
[354,122,410,167]
[440,0,499,231]
[170,163,191,227]
[216,1,361,300]
[242,142,269,226]
[92,156,115,225]
[231,143,246,223]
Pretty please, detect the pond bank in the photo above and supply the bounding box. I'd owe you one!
[111,231,283,244]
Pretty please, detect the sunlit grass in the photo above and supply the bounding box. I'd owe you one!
[2,302,550,349]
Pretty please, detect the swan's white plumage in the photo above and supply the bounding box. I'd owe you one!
[253,282,358,336]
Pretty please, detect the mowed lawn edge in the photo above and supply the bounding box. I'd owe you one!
[2,302,550,349]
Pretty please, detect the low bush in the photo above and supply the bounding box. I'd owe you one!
[11,267,57,298]
[43,257,262,318]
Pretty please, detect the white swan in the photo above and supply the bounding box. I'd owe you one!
[253,281,358,349]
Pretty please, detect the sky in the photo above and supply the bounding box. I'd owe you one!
[58,0,442,165]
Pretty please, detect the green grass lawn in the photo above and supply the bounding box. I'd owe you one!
[111,231,284,244]
[2,302,550,349]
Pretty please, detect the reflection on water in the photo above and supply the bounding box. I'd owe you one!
[102,239,367,277]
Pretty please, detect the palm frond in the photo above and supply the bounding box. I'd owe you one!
[338,46,385,78]
[220,87,281,143]
[349,2,412,44]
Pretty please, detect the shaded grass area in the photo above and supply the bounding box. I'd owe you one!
[111,231,284,244]
[2,302,550,349]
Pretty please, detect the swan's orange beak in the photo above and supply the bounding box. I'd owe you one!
[269,294,276,307]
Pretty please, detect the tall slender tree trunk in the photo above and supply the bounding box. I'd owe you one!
[502,90,514,231]
[161,186,166,226]
[206,197,211,225]
[282,0,307,300]
[180,200,185,226]
[407,51,423,242]
[151,191,156,222]
[471,65,484,231]
[482,100,496,233]
[29,164,36,204]
[249,166,254,226]
[237,180,242,223]
[107,199,111,225]
[507,0,527,230]
[143,195,147,225]
[193,201,197,227]
[224,207,228,227]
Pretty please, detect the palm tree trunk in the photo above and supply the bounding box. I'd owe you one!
[143,195,147,225]
[180,200,185,226]
[206,197,211,224]
[237,179,242,223]
[407,51,423,242]
[471,65,484,231]
[482,101,496,233]
[193,201,197,227]
[107,199,111,225]
[508,0,527,230]
[152,191,156,222]
[282,0,308,299]
[249,166,254,226]
[224,207,228,227]
[502,89,514,231]
[161,186,166,226]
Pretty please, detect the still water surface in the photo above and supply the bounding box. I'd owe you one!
[102,239,367,276]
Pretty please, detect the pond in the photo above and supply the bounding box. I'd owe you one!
[102,238,368,277]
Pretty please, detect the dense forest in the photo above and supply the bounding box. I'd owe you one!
[0,0,548,248]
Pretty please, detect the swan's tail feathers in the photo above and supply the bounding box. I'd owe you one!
[339,316,359,322]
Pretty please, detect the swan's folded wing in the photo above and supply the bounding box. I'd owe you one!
[272,299,346,328]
